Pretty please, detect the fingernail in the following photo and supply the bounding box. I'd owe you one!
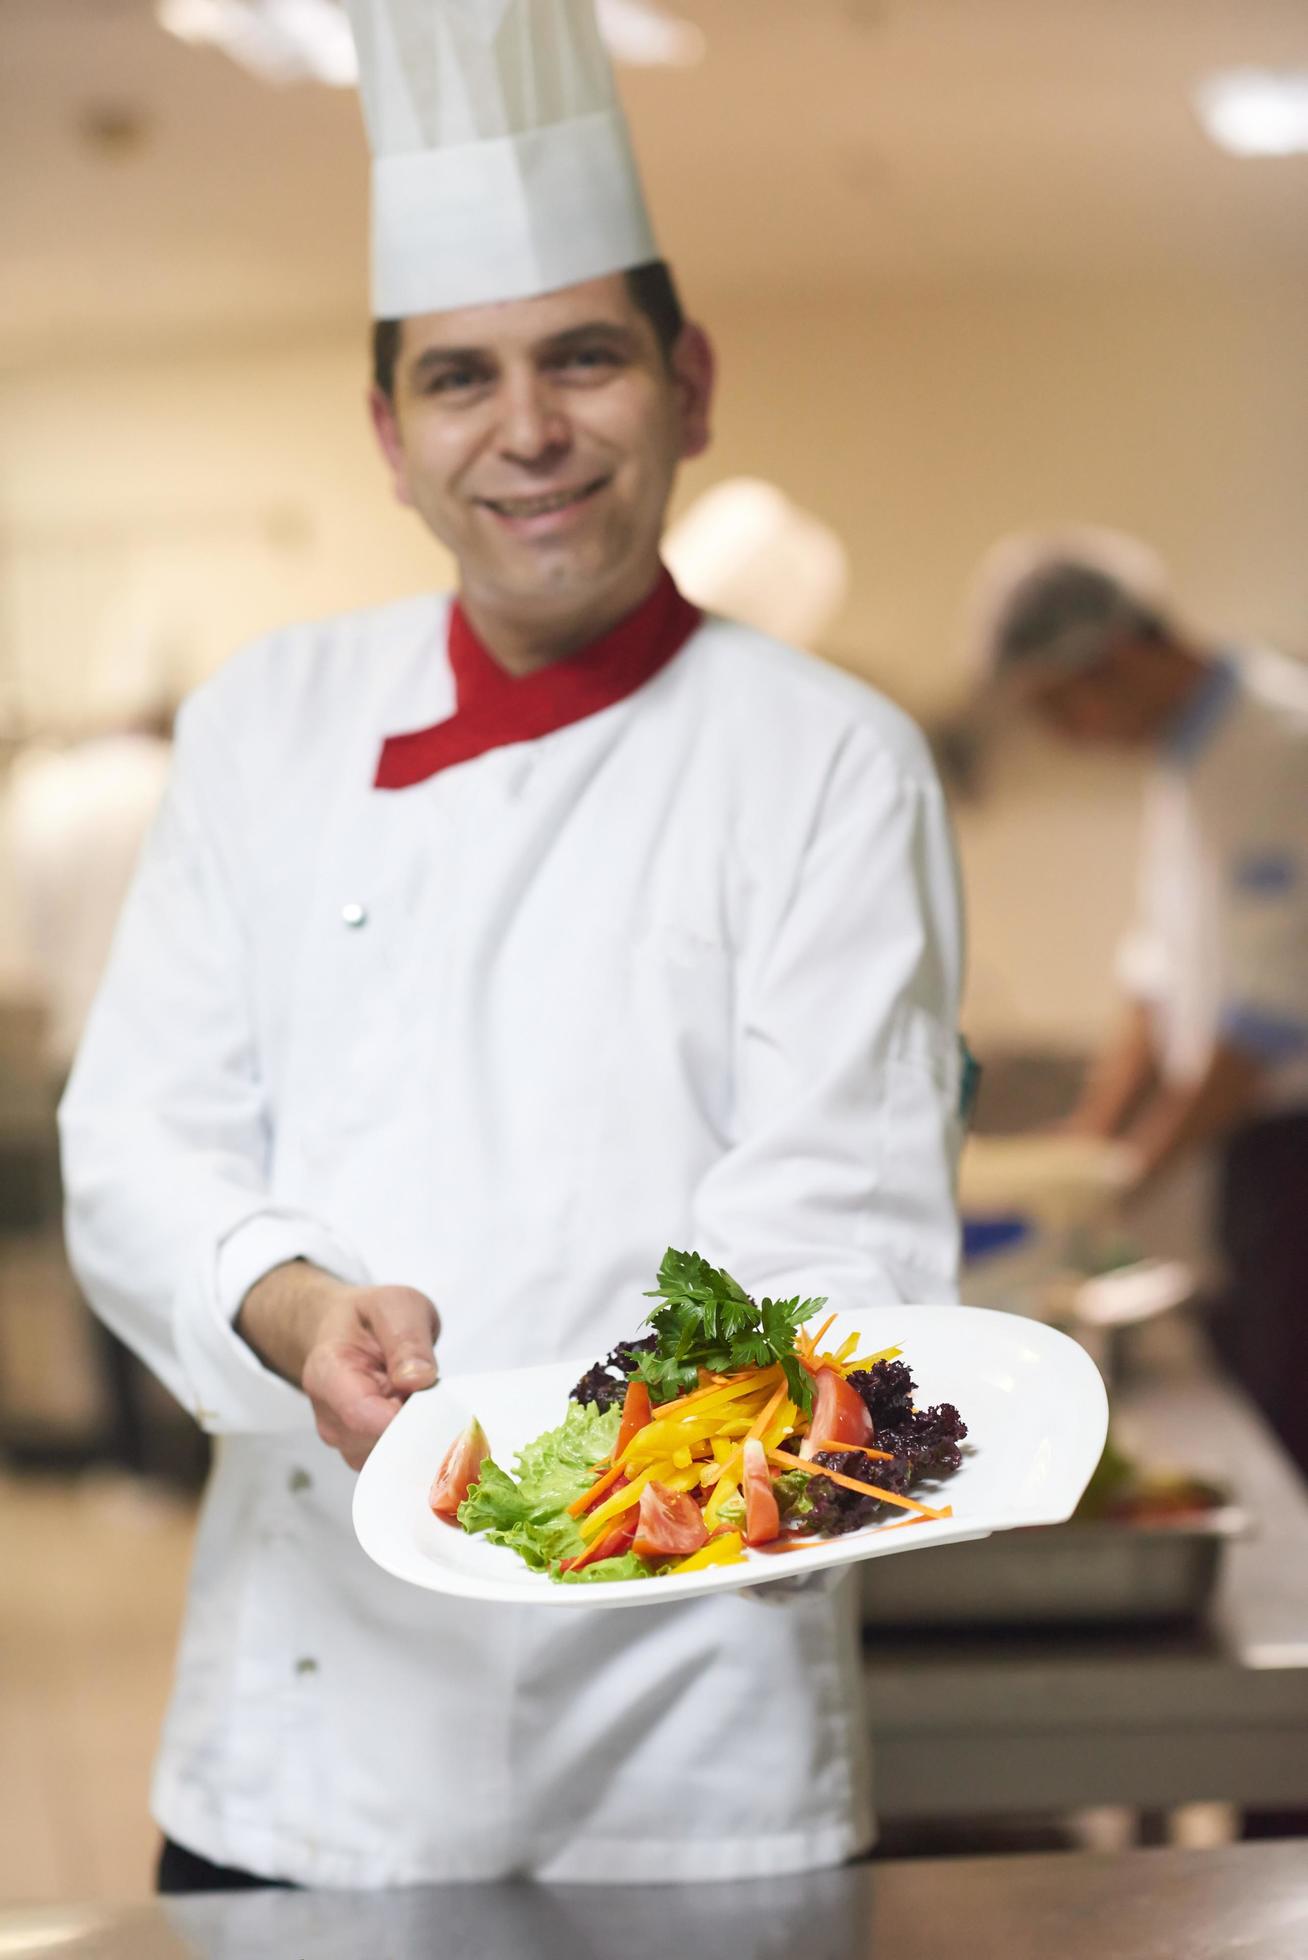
[395,1358,434,1385]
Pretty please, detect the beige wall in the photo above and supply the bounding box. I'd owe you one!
[2,273,1306,1040]
[704,276,1308,712]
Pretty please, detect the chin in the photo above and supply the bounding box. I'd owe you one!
[510,544,629,602]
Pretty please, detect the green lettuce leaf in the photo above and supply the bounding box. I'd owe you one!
[773,1470,816,1521]
[457,1400,623,1573]
[556,1551,657,1586]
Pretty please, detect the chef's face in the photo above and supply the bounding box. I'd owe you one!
[370,275,714,629]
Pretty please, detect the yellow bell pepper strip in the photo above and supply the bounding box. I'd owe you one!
[578,1463,659,1541]
[847,1343,902,1371]
[633,1366,783,1427]
[703,1378,789,1529]
[669,1532,746,1573]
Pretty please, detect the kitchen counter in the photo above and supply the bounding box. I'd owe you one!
[863,1324,1308,1822]
[5,1840,1306,1959]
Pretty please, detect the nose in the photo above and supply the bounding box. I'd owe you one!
[497,369,570,470]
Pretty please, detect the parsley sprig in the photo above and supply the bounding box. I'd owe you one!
[634,1248,822,1416]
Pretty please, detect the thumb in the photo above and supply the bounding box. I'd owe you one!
[367,1286,440,1392]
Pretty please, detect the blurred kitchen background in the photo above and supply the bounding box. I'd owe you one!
[2,0,1307,1908]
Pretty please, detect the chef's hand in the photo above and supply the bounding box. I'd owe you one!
[237,1260,440,1470]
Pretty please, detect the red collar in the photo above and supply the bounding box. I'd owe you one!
[374,568,701,791]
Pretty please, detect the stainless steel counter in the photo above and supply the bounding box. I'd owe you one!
[863,1325,1308,1822]
[6,1841,1306,1959]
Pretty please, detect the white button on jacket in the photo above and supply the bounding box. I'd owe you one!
[59,599,964,1887]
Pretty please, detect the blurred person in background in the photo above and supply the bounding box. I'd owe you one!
[5,667,187,1486]
[969,529,1308,1476]
[56,0,965,1895]
[8,703,173,1083]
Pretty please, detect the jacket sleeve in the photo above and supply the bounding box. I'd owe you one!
[693,721,965,1309]
[58,683,370,1435]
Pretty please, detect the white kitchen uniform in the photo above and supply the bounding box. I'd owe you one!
[1117,647,1308,1107]
[60,596,964,1886]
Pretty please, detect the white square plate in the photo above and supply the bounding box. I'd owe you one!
[353,1303,1108,1608]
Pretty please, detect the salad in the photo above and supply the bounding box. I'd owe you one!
[428,1249,968,1585]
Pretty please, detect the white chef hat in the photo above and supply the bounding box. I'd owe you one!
[662,479,850,651]
[343,0,659,319]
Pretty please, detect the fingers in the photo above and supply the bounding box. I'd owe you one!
[300,1284,442,1474]
[365,1286,441,1393]
[307,1345,403,1438]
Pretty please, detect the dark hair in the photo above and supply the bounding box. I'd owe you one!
[996,561,1166,674]
[371,259,686,399]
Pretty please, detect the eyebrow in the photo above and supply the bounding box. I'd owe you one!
[406,321,638,382]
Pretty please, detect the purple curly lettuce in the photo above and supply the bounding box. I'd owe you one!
[792,1359,968,1537]
[569,1335,658,1412]
[846,1359,915,1431]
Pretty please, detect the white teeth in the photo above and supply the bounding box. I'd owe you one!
[488,484,597,517]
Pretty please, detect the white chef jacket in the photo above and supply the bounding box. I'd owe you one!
[59,597,965,1887]
[1117,647,1308,1112]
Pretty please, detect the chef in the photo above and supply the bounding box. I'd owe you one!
[968,529,1308,1475]
[60,0,965,1891]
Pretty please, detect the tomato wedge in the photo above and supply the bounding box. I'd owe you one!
[632,1482,708,1560]
[559,1513,638,1573]
[615,1379,653,1459]
[800,1368,874,1460]
[742,1438,781,1546]
[429,1418,492,1517]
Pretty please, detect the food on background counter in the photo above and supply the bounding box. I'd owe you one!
[430,1249,968,1585]
[1073,1434,1230,1528]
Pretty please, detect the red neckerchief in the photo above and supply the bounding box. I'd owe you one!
[373,566,702,791]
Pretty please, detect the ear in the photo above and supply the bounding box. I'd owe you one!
[368,385,415,509]
[669,323,715,462]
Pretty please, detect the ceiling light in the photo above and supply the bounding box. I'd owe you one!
[157,0,359,87]
[1194,68,1308,157]
[158,0,704,85]
[596,0,705,68]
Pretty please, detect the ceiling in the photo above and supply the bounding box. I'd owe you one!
[3,0,1308,369]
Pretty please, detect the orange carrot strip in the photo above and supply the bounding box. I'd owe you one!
[703,1382,790,1529]
[566,1459,627,1519]
[807,1312,838,1353]
[765,1448,946,1519]
[876,1506,954,1533]
[646,1367,778,1421]
[807,1440,895,1461]
[748,1379,789,1445]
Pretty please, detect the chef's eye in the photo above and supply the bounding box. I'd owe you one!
[423,363,491,397]
[551,345,622,378]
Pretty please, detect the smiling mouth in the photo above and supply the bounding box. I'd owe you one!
[480,478,609,520]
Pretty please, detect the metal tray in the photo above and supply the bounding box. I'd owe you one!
[859,1507,1250,1630]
